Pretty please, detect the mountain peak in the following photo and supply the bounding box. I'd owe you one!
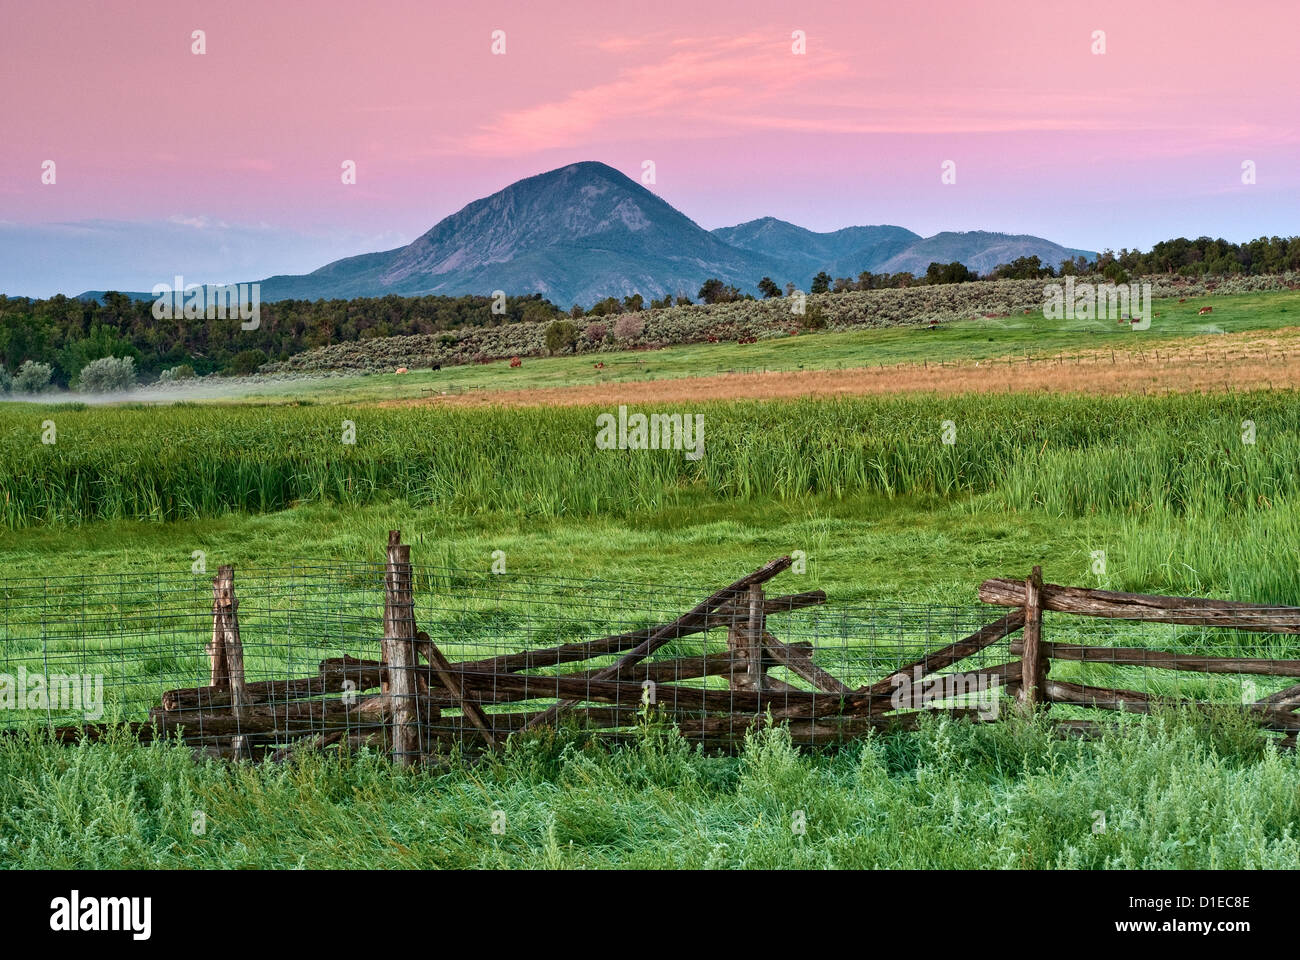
[258,161,775,306]
[495,160,639,195]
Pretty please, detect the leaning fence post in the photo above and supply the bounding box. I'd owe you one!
[211,565,248,719]
[208,575,229,692]
[1018,565,1046,707]
[383,530,420,765]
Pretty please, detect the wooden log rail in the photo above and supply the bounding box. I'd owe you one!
[1009,639,1300,677]
[980,578,1300,634]
[984,570,1300,732]
[1042,679,1300,732]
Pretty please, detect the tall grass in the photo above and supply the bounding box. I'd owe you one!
[3,394,1296,529]
[3,714,1298,869]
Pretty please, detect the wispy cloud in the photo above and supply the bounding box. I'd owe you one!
[465,33,848,154]
[461,31,1299,155]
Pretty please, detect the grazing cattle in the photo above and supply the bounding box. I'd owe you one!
[431,363,441,371]
[395,366,408,374]
[594,361,605,370]
[1198,306,1213,315]
[509,356,522,368]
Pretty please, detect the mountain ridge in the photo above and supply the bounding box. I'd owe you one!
[75,162,1096,305]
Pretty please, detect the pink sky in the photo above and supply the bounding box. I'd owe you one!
[2,0,1297,294]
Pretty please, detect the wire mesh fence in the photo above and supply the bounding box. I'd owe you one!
[0,560,1020,756]
[2,554,1298,761]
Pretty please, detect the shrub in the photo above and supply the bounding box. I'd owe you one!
[798,306,828,330]
[13,360,53,394]
[78,356,137,393]
[0,366,11,394]
[613,314,644,341]
[229,349,269,376]
[158,364,197,383]
[544,320,577,355]
[583,321,608,343]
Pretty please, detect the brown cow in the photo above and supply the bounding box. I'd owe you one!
[1198,306,1213,315]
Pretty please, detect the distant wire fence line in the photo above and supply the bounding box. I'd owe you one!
[2,533,1299,762]
[425,347,1300,383]
[690,344,1300,379]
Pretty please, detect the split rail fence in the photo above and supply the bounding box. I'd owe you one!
[3,536,1299,763]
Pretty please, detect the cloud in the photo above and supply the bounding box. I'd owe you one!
[168,214,218,229]
[465,33,848,154]
[460,31,1300,155]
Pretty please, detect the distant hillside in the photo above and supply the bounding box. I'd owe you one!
[714,221,1094,281]
[873,231,1096,276]
[711,218,920,281]
[75,290,156,302]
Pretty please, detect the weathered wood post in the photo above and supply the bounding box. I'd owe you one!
[1018,566,1046,707]
[383,531,420,765]
[746,583,767,692]
[207,575,229,692]
[727,584,767,693]
[211,565,248,718]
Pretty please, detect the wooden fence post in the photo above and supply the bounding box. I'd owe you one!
[207,574,229,691]
[1018,565,1046,707]
[727,584,767,693]
[211,565,248,719]
[746,583,767,692]
[383,531,420,765]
